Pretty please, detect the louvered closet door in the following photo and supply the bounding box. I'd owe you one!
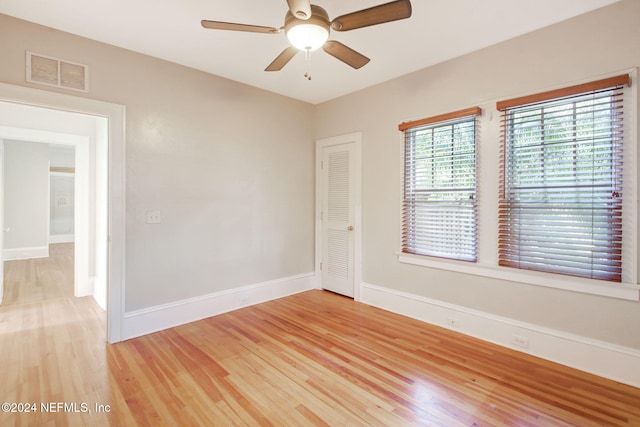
[321,143,355,297]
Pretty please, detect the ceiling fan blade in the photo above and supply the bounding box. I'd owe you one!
[331,0,412,32]
[323,41,370,69]
[265,46,299,71]
[287,0,312,20]
[201,20,281,34]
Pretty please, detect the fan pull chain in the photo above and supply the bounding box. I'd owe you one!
[303,49,312,80]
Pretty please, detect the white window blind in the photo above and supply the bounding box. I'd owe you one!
[497,74,630,282]
[399,107,481,261]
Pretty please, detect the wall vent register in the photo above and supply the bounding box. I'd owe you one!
[26,51,89,92]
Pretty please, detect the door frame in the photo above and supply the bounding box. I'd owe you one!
[0,82,126,343]
[315,132,362,301]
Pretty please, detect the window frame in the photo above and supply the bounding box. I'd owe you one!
[397,71,639,301]
[498,78,626,282]
[399,107,481,262]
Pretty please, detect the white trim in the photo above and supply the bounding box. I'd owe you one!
[49,234,74,244]
[397,68,639,302]
[0,82,126,344]
[360,282,640,388]
[47,160,50,252]
[92,276,106,311]
[122,273,316,340]
[398,253,640,301]
[74,135,90,298]
[315,132,362,301]
[3,245,49,260]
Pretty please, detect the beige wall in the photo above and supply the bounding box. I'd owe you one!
[2,1,639,349]
[0,13,316,311]
[3,140,49,251]
[315,0,640,349]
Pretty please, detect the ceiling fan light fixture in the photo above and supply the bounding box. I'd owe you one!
[202,0,414,71]
[286,24,328,51]
[285,5,330,51]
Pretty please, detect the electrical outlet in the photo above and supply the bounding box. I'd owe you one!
[238,291,250,305]
[446,317,460,328]
[146,210,162,224]
[511,334,529,349]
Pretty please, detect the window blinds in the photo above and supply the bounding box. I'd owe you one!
[400,107,481,261]
[497,75,630,282]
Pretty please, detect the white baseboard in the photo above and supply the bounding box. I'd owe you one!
[92,276,106,311]
[49,234,74,244]
[122,272,316,340]
[3,245,49,260]
[360,282,640,388]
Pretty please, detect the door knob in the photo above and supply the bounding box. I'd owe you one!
[347,225,353,231]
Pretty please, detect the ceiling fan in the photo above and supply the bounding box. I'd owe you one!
[201,0,412,76]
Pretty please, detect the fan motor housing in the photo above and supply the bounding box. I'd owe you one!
[285,5,330,28]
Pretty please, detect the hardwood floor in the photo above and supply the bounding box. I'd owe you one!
[1,275,639,427]
[2,243,74,306]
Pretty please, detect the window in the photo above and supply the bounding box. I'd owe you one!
[399,107,481,261]
[497,75,630,282]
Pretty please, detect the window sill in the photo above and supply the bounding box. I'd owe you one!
[398,252,640,301]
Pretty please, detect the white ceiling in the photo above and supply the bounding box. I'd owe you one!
[1,0,619,104]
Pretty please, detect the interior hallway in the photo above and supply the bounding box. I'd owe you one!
[2,243,74,306]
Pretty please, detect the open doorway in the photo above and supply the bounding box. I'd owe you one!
[0,82,125,343]
[2,141,79,306]
[0,120,105,306]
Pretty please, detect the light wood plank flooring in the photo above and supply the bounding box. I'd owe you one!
[1,248,639,425]
[2,243,74,306]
